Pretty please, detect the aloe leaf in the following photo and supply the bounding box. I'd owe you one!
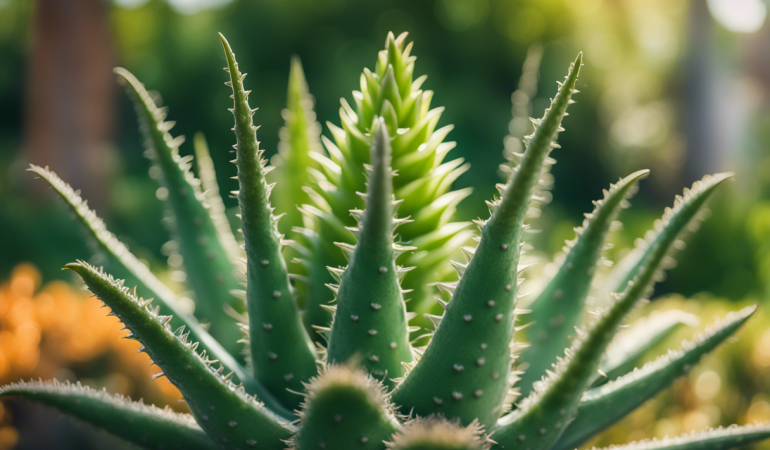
[516,169,649,398]
[596,173,735,304]
[0,380,217,450]
[326,122,415,388]
[29,165,180,318]
[268,56,323,238]
[220,33,318,410]
[593,309,700,386]
[555,305,756,450]
[193,132,244,263]
[494,255,664,449]
[290,365,400,450]
[391,54,582,429]
[585,423,770,450]
[65,261,294,449]
[387,418,488,450]
[300,32,473,339]
[115,68,244,354]
[493,174,732,450]
[28,165,270,407]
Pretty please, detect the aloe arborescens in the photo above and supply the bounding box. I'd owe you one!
[4,33,768,450]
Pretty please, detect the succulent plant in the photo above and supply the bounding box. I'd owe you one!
[4,32,769,450]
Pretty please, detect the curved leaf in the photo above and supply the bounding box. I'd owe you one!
[66,261,294,449]
[28,166,279,413]
[586,423,770,450]
[516,169,649,397]
[593,309,700,386]
[0,380,217,450]
[115,67,244,354]
[555,305,756,450]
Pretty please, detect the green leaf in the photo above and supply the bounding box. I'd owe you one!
[290,365,400,450]
[593,309,700,386]
[65,261,294,450]
[193,132,244,264]
[555,305,756,450]
[220,33,318,410]
[326,121,415,388]
[28,165,283,414]
[391,53,582,430]
[493,172,732,450]
[516,169,649,398]
[0,380,217,450]
[596,173,735,304]
[387,418,488,450]
[300,32,473,338]
[29,165,180,323]
[115,68,244,355]
[585,423,770,450]
[268,56,323,238]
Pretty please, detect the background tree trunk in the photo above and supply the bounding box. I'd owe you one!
[25,0,115,208]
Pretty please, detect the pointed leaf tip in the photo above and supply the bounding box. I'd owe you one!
[63,262,83,274]
[627,168,651,181]
[372,118,391,167]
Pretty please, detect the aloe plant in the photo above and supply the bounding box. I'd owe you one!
[7,33,769,450]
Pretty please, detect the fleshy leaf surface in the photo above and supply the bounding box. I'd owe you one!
[587,423,770,450]
[268,56,323,238]
[66,261,294,449]
[493,174,732,450]
[593,309,700,386]
[220,33,319,410]
[387,418,488,450]
[299,32,474,339]
[391,53,582,429]
[326,121,415,387]
[596,173,735,304]
[291,365,400,450]
[516,169,649,397]
[555,305,756,450]
[0,380,217,450]
[193,132,244,263]
[29,165,276,412]
[115,67,244,354]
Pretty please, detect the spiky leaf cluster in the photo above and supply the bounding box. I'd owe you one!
[293,32,475,339]
[7,33,769,450]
